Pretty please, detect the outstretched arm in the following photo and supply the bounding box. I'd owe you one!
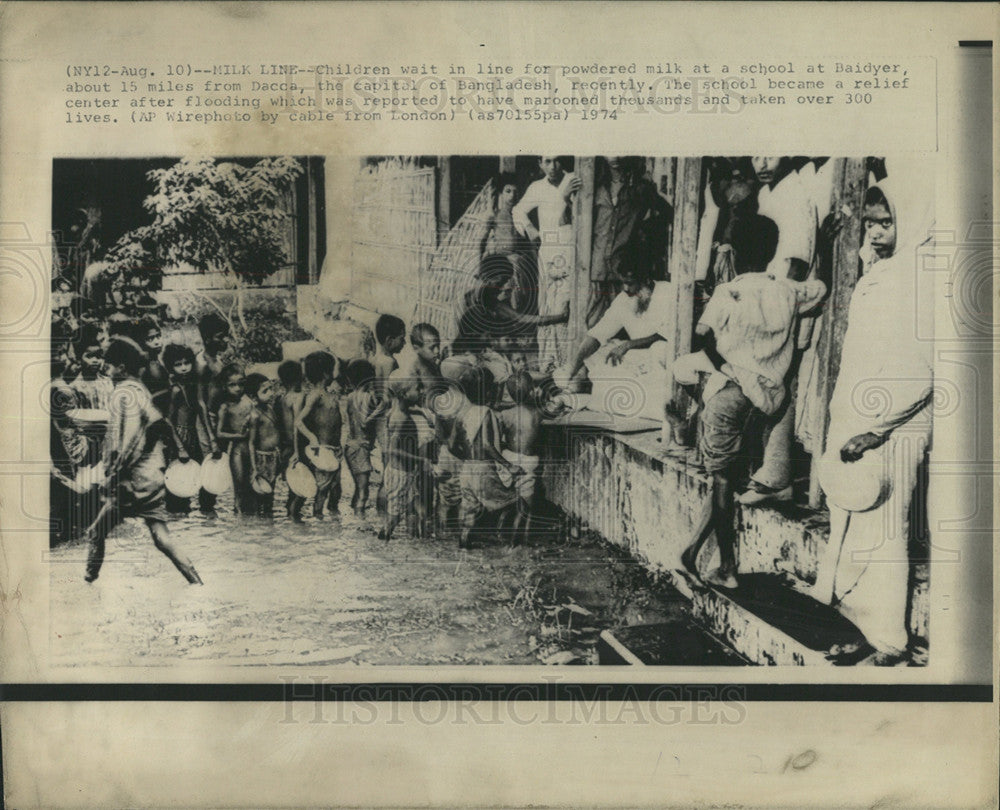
[605,332,666,366]
[565,336,600,380]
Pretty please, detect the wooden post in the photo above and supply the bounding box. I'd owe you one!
[808,157,868,508]
[653,157,677,202]
[571,157,596,348]
[669,157,703,406]
[436,155,452,245]
[652,157,677,281]
[306,157,319,285]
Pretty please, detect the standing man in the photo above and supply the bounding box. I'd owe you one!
[736,156,830,506]
[512,156,580,373]
[587,156,671,327]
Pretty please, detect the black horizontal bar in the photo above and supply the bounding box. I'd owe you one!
[958,40,992,47]
[0,682,991,703]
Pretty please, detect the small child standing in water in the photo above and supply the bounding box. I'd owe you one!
[379,370,423,542]
[450,366,522,549]
[372,314,407,515]
[344,359,379,517]
[162,342,218,515]
[274,360,305,518]
[246,374,281,517]
[215,366,255,516]
[498,371,543,544]
[294,351,343,519]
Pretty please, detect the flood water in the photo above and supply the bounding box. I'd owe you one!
[50,478,725,668]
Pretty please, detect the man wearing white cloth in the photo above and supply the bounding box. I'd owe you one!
[512,156,580,373]
[558,263,673,422]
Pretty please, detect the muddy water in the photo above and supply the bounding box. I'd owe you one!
[50,480,711,668]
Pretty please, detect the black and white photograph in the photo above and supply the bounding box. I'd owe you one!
[2,2,997,808]
[48,152,936,667]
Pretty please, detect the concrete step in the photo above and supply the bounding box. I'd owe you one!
[598,620,749,666]
[736,500,929,642]
[736,500,830,593]
[664,569,869,666]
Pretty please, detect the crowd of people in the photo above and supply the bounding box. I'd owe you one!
[50,153,935,665]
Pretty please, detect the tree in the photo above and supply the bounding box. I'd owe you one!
[106,156,303,328]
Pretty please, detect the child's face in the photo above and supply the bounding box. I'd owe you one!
[862,202,896,259]
[106,362,128,382]
[225,375,244,399]
[171,358,193,378]
[205,332,229,356]
[144,329,163,352]
[388,334,406,355]
[96,326,110,351]
[498,183,517,208]
[80,345,103,372]
[416,337,441,365]
[510,352,528,373]
[257,381,276,405]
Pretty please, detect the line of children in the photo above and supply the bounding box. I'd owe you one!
[51,300,552,569]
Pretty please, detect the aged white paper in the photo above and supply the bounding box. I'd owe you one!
[0,2,996,808]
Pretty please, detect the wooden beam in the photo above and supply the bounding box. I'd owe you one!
[669,157,702,406]
[436,156,451,245]
[652,157,677,281]
[571,157,596,348]
[306,157,319,284]
[808,157,868,508]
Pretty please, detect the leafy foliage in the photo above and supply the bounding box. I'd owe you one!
[233,310,312,363]
[106,157,303,286]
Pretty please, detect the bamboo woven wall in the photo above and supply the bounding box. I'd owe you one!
[350,158,437,320]
[413,178,495,343]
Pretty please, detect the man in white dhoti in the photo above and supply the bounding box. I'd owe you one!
[512,156,580,373]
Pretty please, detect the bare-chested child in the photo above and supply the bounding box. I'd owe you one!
[215,366,255,515]
[274,360,305,518]
[246,375,280,517]
[409,323,443,537]
[452,366,522,549]
[344,359,379,516]
[498,371,543,544]
[295,351,343,519]
[379,370,423,542]
[372,314,407,515]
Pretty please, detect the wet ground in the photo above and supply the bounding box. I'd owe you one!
[49,479,736,668]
